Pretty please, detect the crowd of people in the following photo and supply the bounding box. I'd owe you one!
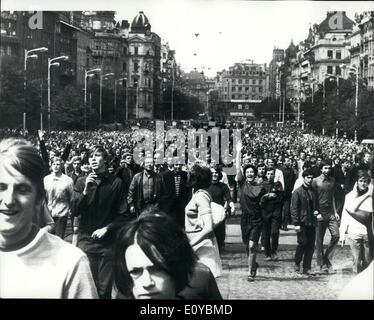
[0,123,373,299]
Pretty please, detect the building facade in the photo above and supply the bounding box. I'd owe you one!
[216,60,269,120]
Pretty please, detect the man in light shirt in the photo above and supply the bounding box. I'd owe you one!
[44,156,74,239]
[0,138,97,298]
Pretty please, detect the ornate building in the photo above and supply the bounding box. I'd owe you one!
[216,60,270,120]
[350,11,374,90]
[127,11,161,119]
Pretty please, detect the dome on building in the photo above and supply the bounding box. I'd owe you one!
[285,40,297,58]
[131,11,151,33]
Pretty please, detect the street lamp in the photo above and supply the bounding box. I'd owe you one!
[100,72,114,122]
[47,55,69,132]
[114,77,127,123]
[341,63,359,142]
[24,47,48,132]
[84,68,101,131]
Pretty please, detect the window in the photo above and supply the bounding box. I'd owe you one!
[245,79,249,84]
[336,51,341,59]
[231,94,235,99]
[123,62,127,71]
[252,79,256,85]
[327,50,333,59]
[134,62,139,72]
[238,94,242,99]
[245,87,249,92]
[252,87,256,92]
[259,87,263,92]
[238,87,242,91]
[123,47,127,55]
[335,66,341,76]
[148,95,152,104]
[238,79,242,84]
[134,47,138,55]
[327,66,333,74]
[224,94,227,99]
[259,79,263,84]
[238,104,242,110]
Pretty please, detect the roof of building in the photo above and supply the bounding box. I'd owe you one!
[318,11,354,33]
[285,40,297,57]
[131,11,151,33]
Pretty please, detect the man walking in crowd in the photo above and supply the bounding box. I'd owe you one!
[312,160,340,273]
[127,156,167,216]
[73,145,129,299]
[0,138,98,298]
[162,160,191,228]
[291,169,319,275]
[260,168,284,261]
[281,156,297,230]
[44,156,74,239]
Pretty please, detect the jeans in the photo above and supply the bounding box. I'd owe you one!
[295,225,316,270]
[262,215,281,257]
[246,241,258,276]
[316,215,340,267]
[348,233,370,273]
[281,197,291,227]
[53,216,68,239]
[214,219,226,253]
[85,252,113,299]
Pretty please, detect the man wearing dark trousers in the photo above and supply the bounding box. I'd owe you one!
[281,156,297,230]
[312,160,340,273]
[73,146,130,299]
[291,169,319,275]
[161,162,191,228]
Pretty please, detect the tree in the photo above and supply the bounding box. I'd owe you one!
[51,85,84,130]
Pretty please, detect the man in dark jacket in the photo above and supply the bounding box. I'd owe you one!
[291,168,319,275]
[73,145,130,299]
[127,156,168,216]
[161,162,191,228]
[281,156,297,230]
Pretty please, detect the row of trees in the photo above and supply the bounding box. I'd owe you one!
[0,56,205,132]
[256,75,374,139]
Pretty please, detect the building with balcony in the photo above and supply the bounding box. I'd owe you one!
[349,11,374,90]
[303,11,354,84]
[216,60,269,120]
[127,11,161,119]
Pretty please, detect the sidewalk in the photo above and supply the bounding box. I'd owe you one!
[216,215,356,300]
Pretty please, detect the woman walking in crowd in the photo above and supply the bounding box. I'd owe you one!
[236,140,266,281]
[185,164,222,278]
[340,170,372,273]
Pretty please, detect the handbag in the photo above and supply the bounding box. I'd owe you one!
[197,189,226,226]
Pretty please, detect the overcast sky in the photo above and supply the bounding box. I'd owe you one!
[4,0,374,77]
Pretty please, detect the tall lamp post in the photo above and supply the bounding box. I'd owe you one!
[24,47,48,132]
[84,68,101,131]
[114,77,127,123]
[100,72,114,123]
[341,63,359,142]
[47,55,69,132]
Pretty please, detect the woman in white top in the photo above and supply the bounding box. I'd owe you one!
[340,170,372,273]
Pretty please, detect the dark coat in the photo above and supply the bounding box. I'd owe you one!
[127,170,168,215]
[161,169,191,226]
[291,184,319,227]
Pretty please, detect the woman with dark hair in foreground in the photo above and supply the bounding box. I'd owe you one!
[113,208,222,299]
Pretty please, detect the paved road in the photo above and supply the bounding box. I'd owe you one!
[216,219,356,300]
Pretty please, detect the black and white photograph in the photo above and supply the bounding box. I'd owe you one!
[0,0,374,304]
